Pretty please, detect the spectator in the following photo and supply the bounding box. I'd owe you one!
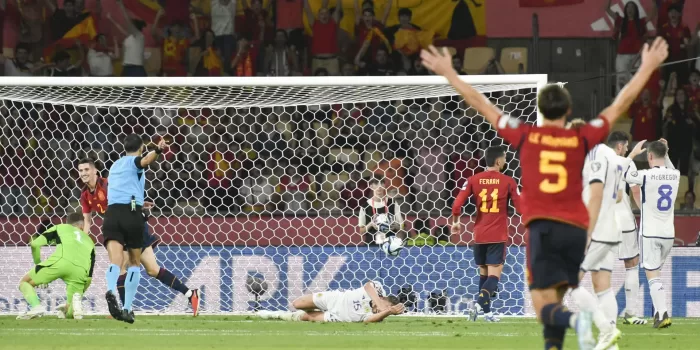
[607,0,647,92]
[340,172,370,209]
[239,167,275,212]
[480,56,505,75]
[47,48,83,76]
[87,34,119,76]
[408,56,428,75]
[664,88,699,175]
[46,0,80,41]
[211,0,237,70]
[0,148,28,215]
[264,29,299,76]
[452,56,466,75]
[354,0,391,62]
[386,8,433,68]
[355,43,394,76]
[357,176,403,245]
[630,89,661,141]
[314,68,329,76]
[685,69,700,113]
[692,24,700,73]
[231,36,258,76]
[651,0,684,29]
[241,0,273,43]
[305,0,342,76]
[152,9,199,76]
[17,0,45,61]
[195,30,225,76]
[278,165,311,212]
[341,61,355,76]
[110,0,148,77]
[681,190,697,210]
[1,43,50,76]
[204,141,239,210]
[659,6,691,84]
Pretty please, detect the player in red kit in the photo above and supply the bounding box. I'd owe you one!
[422,37,668,350]
[451,146,520,323]
[76,158,200,316]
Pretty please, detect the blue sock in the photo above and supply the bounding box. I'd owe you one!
[543,325,566,350]
[477,275,499,313]
[478,275,487,292]
[105,264,120,294]
[123,266,141,311]
[540,303,574,329]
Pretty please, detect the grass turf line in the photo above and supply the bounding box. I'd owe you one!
[0,316,697,349]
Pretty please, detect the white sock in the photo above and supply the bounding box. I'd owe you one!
[596,288,618,327]
[185,290,193,298]
[571,287,613,333]
[649,278,668,319]
[624,266,639,317]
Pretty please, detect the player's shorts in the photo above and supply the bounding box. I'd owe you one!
[618,227,640,260]
[473,243,506,266]
[312,291,345,322]
[122,221,159,252]
[102,204,145,249]
[30,257,88,298]
[527,219,587,290]
[640,236,673,271]
[580,241,618,272]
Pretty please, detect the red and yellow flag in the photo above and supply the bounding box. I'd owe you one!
[43,13,97,61]
[519,0,584,7]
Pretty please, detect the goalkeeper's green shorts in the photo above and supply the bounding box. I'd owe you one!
[29,257,88,298]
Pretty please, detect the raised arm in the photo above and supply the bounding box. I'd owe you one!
[106,12,128,36]
[599,37,668,125]
[604,0,616,21]
[380,0,391,26]
[138,139,169,168]
[332,0,342,23]
[116,0,142,36]
[151,8,165,41]
[421,46,503,128]
[353,0,361,25]
[42,0,56,13]
[354,40,370,67]
[303,0,315,27]
[659,138,676,169]
[112,36,121,61]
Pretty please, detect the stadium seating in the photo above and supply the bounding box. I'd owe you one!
[499,47,528,74]
[462,47,494,75]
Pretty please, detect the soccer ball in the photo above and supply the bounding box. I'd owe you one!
[382,236,404,257]
[374,213,391,232]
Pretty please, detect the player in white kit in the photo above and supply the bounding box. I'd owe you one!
[621,139,678,329]
[570,131,633,349]
[257,281,404,323]
[615,151,646,325]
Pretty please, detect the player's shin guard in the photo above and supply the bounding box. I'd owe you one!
[648,278,668,319]
[117,274,127,305]
[105,264,120,293]
[543,325,566,350]
[477,275,499,314]
[571,287,613,333]
[624,266,640,316]
[540,304,574,329]
[596,288,618,327]
[156,268,189,295]
[19,282,40,308]
[123,266,141,312]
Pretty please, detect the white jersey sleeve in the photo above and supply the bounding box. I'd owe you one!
[583,144,623,242]
[336,287,375,322]
[626,167,680,239]
[615,157,638,232]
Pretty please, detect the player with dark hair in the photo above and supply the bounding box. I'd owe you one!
[16,213,95,320]
[452,145,520,323]
[76,158,200,319]
[422,36,668,350]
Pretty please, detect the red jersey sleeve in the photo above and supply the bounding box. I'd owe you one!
[80,190,91,214]
[452,178,472,217]
[508,177,521,213]
[579,117,611,148]
[496,115,529,150]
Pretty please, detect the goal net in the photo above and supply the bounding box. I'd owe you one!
[0,75,546,316]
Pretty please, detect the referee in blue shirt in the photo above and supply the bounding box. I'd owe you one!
[103,134,167,323]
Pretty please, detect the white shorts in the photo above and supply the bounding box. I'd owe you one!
[312,291,344,322]
[618,227,640,260]
[581,241,618,272]
[641,237,673,271]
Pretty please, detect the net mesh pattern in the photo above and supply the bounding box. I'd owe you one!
[0,80,540,315]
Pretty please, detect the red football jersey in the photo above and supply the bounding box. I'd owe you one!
[496,115,610,229]
[80,177,108,215]
[453,170,521,243]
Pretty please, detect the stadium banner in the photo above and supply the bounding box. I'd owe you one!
[486,0,700,38]
[2,246,700,317]
[2,215,698,247]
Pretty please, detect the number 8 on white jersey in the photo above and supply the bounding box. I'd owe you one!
[624,166,680,239]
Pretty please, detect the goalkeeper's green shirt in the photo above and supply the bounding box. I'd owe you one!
[31,224,95,273]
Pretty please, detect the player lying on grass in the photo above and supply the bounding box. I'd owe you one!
[258,281,404,323]
[17,212,95,320]
[76,158,200,317]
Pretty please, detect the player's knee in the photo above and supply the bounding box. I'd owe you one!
[292,298,305,310]
[145,265,161,277]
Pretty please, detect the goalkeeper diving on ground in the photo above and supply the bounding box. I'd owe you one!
[17,212,95,320]
[257,281,404,323]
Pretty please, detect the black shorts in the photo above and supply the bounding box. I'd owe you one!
[102,204,145,249]
[527,219,587,290]
[121,223,160,252]
[473,243,506,266]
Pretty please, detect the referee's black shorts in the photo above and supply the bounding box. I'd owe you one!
[102,204,145,249]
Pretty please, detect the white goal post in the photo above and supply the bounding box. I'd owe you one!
[0,74,547,316]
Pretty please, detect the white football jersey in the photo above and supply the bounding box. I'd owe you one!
[624,164,679,239]
[582,144,624,242]
[615,158,639,232]
[334,281,386,322]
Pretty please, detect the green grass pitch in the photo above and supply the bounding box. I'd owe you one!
[0,316,697,349]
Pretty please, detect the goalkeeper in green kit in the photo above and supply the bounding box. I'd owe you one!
[17,212,96,320]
